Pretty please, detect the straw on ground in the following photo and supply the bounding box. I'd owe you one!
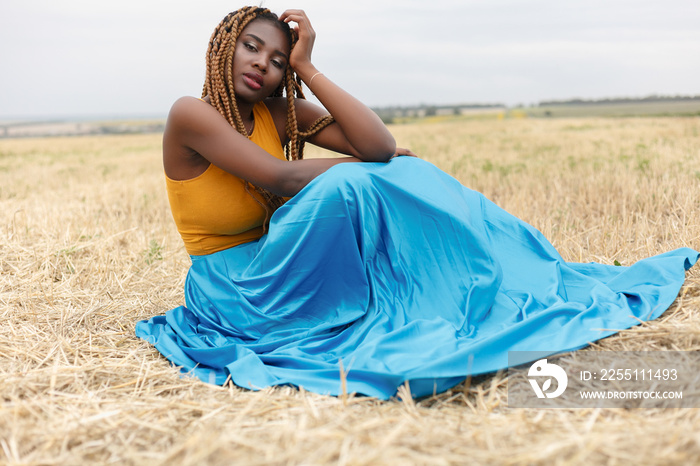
[1,116,699,465]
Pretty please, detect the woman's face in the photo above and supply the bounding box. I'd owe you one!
[231,19,290,104]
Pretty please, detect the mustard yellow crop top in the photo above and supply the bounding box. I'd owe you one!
[165,101,285,256]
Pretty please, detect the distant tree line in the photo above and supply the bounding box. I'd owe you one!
[372,103,506,123]
[538,94,700,107]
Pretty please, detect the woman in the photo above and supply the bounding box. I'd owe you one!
[136,7,698,399]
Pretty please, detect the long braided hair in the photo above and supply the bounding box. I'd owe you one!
[202,6,334,230]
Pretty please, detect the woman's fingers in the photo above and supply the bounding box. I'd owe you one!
[281,10,314,40]
[280,9,308,21]
[280,9,316,71]
[391,148,419,159]
[280,9,314,34]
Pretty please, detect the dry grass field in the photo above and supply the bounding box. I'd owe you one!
[1,116,699,465]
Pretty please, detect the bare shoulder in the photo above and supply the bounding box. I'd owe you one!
[167,96,212,129]
[163,97,217,180]
[163,97,206,152]
[165,96,233,143]
[264,97,331,135]
[171,95,201,109]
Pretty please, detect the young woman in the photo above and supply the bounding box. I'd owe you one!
[136,7,698,399]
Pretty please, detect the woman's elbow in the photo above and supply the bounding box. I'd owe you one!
[360,136,396,162]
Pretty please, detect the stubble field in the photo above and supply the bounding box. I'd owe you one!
[1,116,699,464]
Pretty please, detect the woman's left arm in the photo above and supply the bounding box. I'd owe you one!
[280,9,396,162]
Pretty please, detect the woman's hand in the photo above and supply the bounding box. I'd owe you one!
[279,9,315,75]
[391,147,419,159]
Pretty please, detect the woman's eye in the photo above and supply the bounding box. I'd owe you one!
[272,60,284,69]
[244,42,257,52]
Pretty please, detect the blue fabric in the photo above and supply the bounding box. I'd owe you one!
[136,157,698,399]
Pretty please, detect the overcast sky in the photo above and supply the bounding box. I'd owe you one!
[1,0,699,120]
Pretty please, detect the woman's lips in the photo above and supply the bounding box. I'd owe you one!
[243,73,263,90]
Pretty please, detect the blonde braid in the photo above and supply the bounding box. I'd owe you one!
[202,7,337,232]
[284,67,301,161]
[296,115,335,160]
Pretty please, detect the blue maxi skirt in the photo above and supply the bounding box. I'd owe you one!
[136,157,698,399]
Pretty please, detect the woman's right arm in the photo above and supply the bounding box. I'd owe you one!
[163,97,359,197]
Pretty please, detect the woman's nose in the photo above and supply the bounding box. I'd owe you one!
[253,56,268,73]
